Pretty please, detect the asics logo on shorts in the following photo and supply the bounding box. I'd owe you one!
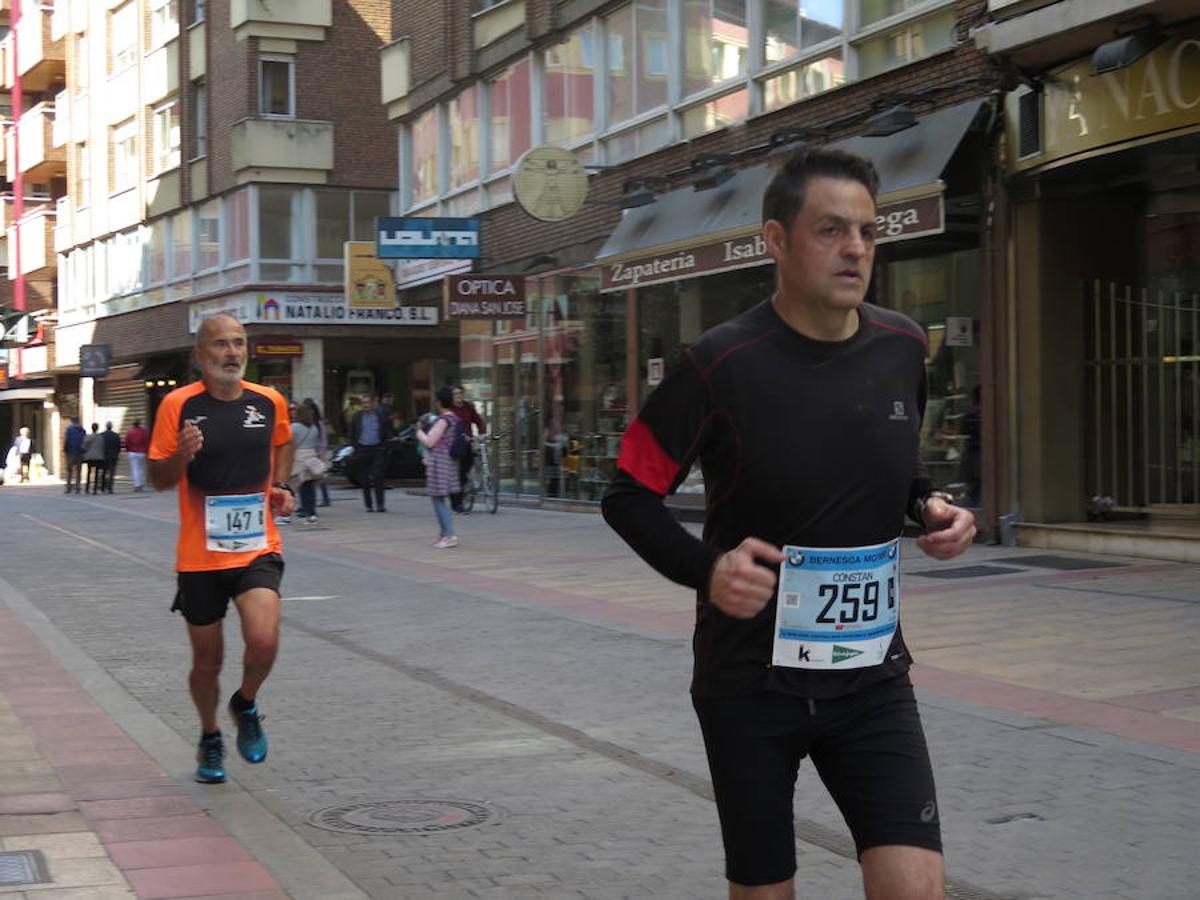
[243,406,267,428]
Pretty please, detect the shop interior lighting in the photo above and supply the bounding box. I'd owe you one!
[1092,22,1164,75]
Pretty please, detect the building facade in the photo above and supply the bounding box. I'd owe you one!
[5,0,462,481]
[382,0,1003,521]
[971,0,1200,545]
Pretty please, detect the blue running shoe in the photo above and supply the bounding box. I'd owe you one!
[230,700,268,763]
[195,734,226,784]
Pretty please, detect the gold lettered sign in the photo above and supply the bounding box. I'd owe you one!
[344,241,397,309]
[1007,27,1200,172]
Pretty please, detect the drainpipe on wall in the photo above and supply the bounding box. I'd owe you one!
[10,1,25,380]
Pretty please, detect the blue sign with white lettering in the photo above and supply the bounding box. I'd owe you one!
[377,217,481,259]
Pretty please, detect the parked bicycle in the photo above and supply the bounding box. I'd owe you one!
[461,433,502,514]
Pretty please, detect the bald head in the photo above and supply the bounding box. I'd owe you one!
[195,313,243,349]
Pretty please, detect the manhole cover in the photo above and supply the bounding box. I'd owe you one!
[1013,554,1128,571]
[307,799,504,835]
[0,850,48,886]
[911,564,1025,579]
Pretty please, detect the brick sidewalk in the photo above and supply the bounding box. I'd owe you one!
[0,602,286,900]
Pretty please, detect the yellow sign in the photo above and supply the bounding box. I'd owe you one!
[344,242,396,309]
[1007,27,1200,173]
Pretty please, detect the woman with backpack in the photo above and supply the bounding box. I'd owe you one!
[415,386,461,549]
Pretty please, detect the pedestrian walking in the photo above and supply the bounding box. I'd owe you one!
[148,313,295,785]
[448,384,486,513]
[124,419,150,491]
[101,422,121,493]
[416,386,461,548]
[63,417,86,493]
[82,423,105,494]
[302,398,333,508]
[602,146,976,900]
[349,393,392,513]
[289,402,325,524]
[10,426,33,483]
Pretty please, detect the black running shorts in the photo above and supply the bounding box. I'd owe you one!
[692,674,940,887]
[172,553,284,626]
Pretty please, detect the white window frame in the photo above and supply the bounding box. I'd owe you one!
[110,118,139,194]
[191,80,208,158]
[150,0,179,48]
[151,98,181,174]
[259,54,296,119]
[110,2,138,74]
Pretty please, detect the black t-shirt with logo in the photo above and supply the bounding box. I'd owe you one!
[603,300,933,699]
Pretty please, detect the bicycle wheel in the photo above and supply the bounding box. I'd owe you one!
[461,464,477,513]
[486,463,499,514]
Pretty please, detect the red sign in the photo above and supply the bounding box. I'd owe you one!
[444,274,528,319]
[252,341,304,358]
[600,194,945,292]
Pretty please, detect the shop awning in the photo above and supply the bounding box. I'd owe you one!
[0,387,53,402]
[596,99,986,290]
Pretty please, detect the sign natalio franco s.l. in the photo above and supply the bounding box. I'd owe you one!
[1007,28,1200,172]
[187,292,440,332]
[443,275,528,319]
[376,217,481,259]
[599,195,942,292]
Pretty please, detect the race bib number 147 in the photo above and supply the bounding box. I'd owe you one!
[771,539,900,670]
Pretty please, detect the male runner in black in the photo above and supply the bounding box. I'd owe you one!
[150,314,295,784]
[603,146,976,899]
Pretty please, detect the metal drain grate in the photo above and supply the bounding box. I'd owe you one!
[0,850,48,887]
[1013,554,1128,571]
[308,799,504,835]
[911,564,1026,579]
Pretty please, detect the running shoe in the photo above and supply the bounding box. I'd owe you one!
[433,536,459,549]
[195,734,226,784]
[229,700,268,763]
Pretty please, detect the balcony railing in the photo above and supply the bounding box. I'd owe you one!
[7,205,58,279]
[16,3,66,94]
[230,0,330,42]
[51,90,68,147]
[230,117,334,184]
[15,102,66,182]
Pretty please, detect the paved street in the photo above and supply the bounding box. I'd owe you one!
[1,481,1198,899]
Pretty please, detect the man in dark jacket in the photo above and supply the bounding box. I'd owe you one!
[63,417,87,493]
[349,394,393,513]
[101,421,121,493]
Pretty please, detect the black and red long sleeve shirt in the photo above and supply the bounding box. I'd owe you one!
[602,299,933,699]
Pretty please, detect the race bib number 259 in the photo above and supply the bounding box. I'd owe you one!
[771,539,900,670]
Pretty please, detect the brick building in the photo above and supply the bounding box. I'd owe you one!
[13,0,459,480]
[381,0,1003,513]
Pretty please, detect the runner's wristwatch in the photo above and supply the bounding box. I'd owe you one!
[915,490,954,529]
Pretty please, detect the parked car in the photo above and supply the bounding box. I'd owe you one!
[330,422,425,485]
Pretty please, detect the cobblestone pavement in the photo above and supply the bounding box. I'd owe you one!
[1,482,1197,899]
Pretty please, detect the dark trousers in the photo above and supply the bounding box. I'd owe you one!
[85,460,106,493]
[297,479,317,518]
[102,457,118,492]
[357,444,386,510]
[451,451,474,511]
[65,454,83,491]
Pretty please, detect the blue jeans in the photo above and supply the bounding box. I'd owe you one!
[431,495,454,536]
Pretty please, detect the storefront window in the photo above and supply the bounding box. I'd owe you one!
[880,248,982,502]
[682,0,748,99]
[541,275,627,501]
[761,52,843,114]
[606,0,669,128]
[544,23,596,147]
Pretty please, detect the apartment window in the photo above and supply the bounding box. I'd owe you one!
[226,188,251,263]
[258,186,304,280]
[150,0,179,47]
[152,99,181,173]
[857,7,955,78]
[762,51,843,113]
[410,107,438,206]
[110,118,138,192]
[77,141,90,208]
[683,0,748,98]
[448,88,481,190]
[352,191,390,241]
[544,23,596,147]
[472,0,507,10]
[110,2,138,73]
[191,80,207,157]
[74,33,89,95]
[259,56,295,118]
[170,209,191,280]
[197,200,220,270]
[681,87,748,138]
[765,0,843,63]
[108,230,142,297]
[606,0,669,128]
[315,189,350,259]
[147,220,166,284]
[487,57,531,173]
[606,117,669,165]
[192,0,206,25]
[860,0,926,27]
